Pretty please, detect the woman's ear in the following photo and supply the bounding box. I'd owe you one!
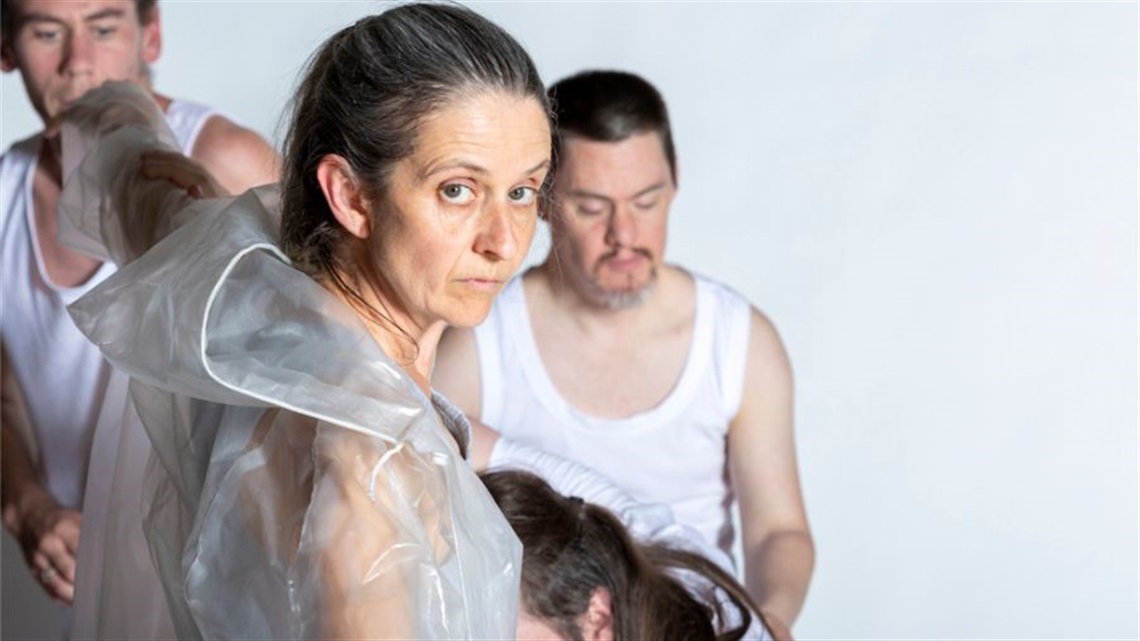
[316,154,371,239]
[581,588,614,641]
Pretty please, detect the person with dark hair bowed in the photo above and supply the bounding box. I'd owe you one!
[484,469,765,641]
[0,0,277,635]
[53,4,556,638]
[435,70,815,639]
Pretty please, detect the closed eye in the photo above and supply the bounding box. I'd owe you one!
[32,27,63,43]
[91,24,119,39]
[572,199,608,216]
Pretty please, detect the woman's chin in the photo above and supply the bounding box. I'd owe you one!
[436,299,495,329]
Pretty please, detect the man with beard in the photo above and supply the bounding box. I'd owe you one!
[0,0,277,627]
[435,70,814,639]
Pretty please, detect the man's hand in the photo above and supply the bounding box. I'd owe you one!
[1,344,81,604]
[3,490,81,603]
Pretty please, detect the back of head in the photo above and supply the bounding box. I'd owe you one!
[481,469,630,638]
[547,70,676,182]
[481,470,755,641]
[279,2,549,278]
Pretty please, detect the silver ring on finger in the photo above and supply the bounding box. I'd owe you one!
[39,565,59,583]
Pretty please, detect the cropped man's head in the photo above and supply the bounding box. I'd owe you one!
[548,70,676,183]
[544,70,677,309]
[1,0,161,122]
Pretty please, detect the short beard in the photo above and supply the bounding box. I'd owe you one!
[587,267,657,310]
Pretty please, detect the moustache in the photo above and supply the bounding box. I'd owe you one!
[595,246,653,268]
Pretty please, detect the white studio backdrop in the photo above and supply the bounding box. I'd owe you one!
[1,2,1135,639]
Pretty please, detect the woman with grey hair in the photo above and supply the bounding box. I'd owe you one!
[60,4,551,638]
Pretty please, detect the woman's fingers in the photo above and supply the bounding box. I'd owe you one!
[139,150,223,199]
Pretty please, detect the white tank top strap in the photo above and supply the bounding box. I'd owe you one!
[164,99,223,155]
[475,277,520,427]
[697,275,752,420]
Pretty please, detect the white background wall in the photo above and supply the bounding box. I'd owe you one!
[2,2,1136,639]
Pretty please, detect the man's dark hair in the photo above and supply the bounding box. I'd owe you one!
[1,0,158,43]
[548,70,676,182]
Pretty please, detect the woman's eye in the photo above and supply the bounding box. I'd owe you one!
[508,186,536,205]
[440,184,475,204]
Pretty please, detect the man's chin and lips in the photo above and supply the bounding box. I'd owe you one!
[41,79,99,119]
[42,64,150,119]
[598,248,655,281]
[583,249,657,309]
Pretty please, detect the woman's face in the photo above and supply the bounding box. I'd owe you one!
[367,90,551,330]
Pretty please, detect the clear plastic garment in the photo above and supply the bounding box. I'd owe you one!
[60,84,522,640]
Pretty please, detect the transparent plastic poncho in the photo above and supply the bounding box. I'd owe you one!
[60,83,522,640]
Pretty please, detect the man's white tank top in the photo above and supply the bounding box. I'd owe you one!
[475,273,752,554]
[0,99,219,509]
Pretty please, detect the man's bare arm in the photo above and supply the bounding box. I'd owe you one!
[729,309,814,640]
[433,327,494,465]
[189,115,280,195]
[1,341,81,603]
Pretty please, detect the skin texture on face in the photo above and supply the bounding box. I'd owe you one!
[550,131,675,310]
[0,0,159,122]
[366,91,551,334]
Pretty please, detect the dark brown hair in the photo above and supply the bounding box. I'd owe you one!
[547,70,676,184]
[481,470,761,641]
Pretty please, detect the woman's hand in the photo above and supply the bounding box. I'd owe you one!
[139,150,228,199]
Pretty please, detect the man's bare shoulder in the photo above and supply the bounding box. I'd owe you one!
[190,115,280,194]
[433,326,481,417]
[690,271,790,373]
[436,326,478,370]
[746,305,792,381]
[518,267,550,298]
[660,263,697,301]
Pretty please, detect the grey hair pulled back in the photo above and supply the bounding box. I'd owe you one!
[279,2,549,276]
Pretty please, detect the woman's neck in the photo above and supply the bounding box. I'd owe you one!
[320,270,444,395]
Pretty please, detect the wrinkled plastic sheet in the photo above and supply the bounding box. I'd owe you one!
[61,83,522,640]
